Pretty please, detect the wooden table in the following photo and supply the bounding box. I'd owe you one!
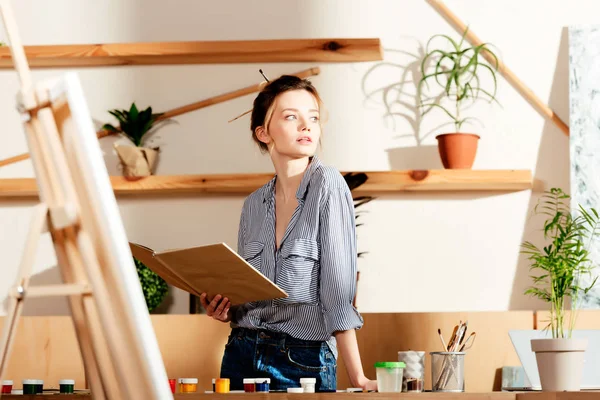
[1,392,599,399]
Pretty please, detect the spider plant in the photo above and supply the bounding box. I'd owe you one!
[418,27,500,131]
[521,188,600,338]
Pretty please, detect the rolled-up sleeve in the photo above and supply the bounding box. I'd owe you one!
[319,185,364,334]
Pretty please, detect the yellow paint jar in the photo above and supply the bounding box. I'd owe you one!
[180,378,198,393]
[215,378,230,394]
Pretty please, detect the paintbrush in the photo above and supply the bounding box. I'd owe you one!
[459,332,476,352]
[446,323,459,350]
[438,329,447,351]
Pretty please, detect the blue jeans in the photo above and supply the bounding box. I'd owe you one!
[220,327,337,391]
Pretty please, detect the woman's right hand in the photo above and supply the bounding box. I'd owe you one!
[200,293,231,323]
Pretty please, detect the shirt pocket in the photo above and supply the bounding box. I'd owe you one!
[243,241,265,271]
[274,238,319,306]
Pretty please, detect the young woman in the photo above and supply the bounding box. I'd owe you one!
[200,75,376,392]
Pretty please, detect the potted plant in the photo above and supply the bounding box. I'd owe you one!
[102,103,164,180]
[418,28,500,169]
[134,257,169,312]
[521,188,599,391]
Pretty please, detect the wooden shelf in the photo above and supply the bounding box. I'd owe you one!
[0,170,533,198]
[0,38,383,68]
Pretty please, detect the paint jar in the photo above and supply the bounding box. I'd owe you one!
[300,377,316,393]
[180,378,198,393]
[59,379,75,394]
[22,380,37,395]
[398,350,425,392]
[212,378,216,392]
[1,380,12,394]
[36,379,44,393]
[375,361,405,393]
[287,387,304,393]
[243,378,255,392]
[215,378,230,394]
[254,377,270,392]
[168,379,176,394]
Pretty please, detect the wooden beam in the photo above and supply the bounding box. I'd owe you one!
[0,170,533,198]
[0,67,321,168]
[0,39,383,68]
[425,0,569,136]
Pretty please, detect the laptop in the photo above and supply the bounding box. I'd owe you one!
[506,330,600,391]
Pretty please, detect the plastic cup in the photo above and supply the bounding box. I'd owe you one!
[375,361,405,393]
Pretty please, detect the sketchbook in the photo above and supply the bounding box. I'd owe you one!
[129,242,288,306]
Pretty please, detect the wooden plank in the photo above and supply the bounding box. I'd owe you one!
[2,393,600,399]
[0,39,383,68]
[0,393,518,399]
[518,394,600,400]
[336,312,534,393]
[0,170,533,198]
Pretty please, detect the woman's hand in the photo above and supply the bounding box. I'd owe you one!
[356,375,378,391]
[200,293,231,323]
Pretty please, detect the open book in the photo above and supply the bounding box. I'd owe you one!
[129,242,288,306]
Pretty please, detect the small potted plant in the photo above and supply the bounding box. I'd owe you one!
[102,103,164,180]
[418,28,500,169]
[521,188,599,391]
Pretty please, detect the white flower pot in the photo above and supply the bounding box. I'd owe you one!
[531,338,588,391]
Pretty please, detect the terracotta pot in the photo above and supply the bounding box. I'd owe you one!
[114,144,159,181]
[531,338,588,392]
[435,133,480,169]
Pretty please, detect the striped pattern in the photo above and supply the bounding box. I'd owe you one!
[232,156,364,357]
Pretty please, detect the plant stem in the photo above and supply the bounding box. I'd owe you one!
[455,94,460,132]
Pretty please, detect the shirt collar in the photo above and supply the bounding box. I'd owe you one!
[262,155,322,203]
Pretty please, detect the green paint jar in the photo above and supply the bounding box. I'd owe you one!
[35,379,43,394]
[22,379,37,395]
[60,379,75,394]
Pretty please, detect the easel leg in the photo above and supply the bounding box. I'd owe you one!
[77,231,147,399]
[0,204,48,382]
[53,230,119,400]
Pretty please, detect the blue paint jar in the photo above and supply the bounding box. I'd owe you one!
[254,378,270,392]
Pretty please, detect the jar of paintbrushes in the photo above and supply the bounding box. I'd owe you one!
[432,321,476,392]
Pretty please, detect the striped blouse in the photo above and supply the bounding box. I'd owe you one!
[231,155,364,357]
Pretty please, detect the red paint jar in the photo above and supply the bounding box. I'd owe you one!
[168,379,176,394]
[1,380,12,394]
[243,378,255,392]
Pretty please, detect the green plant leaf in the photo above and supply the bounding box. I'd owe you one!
[102,123,119,132]
[521,187,600,338]
[419,103,457,122]
[129,103,139,121]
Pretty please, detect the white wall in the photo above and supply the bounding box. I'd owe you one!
[0,0,591,315]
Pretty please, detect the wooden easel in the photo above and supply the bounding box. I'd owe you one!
[0,1,172,399]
